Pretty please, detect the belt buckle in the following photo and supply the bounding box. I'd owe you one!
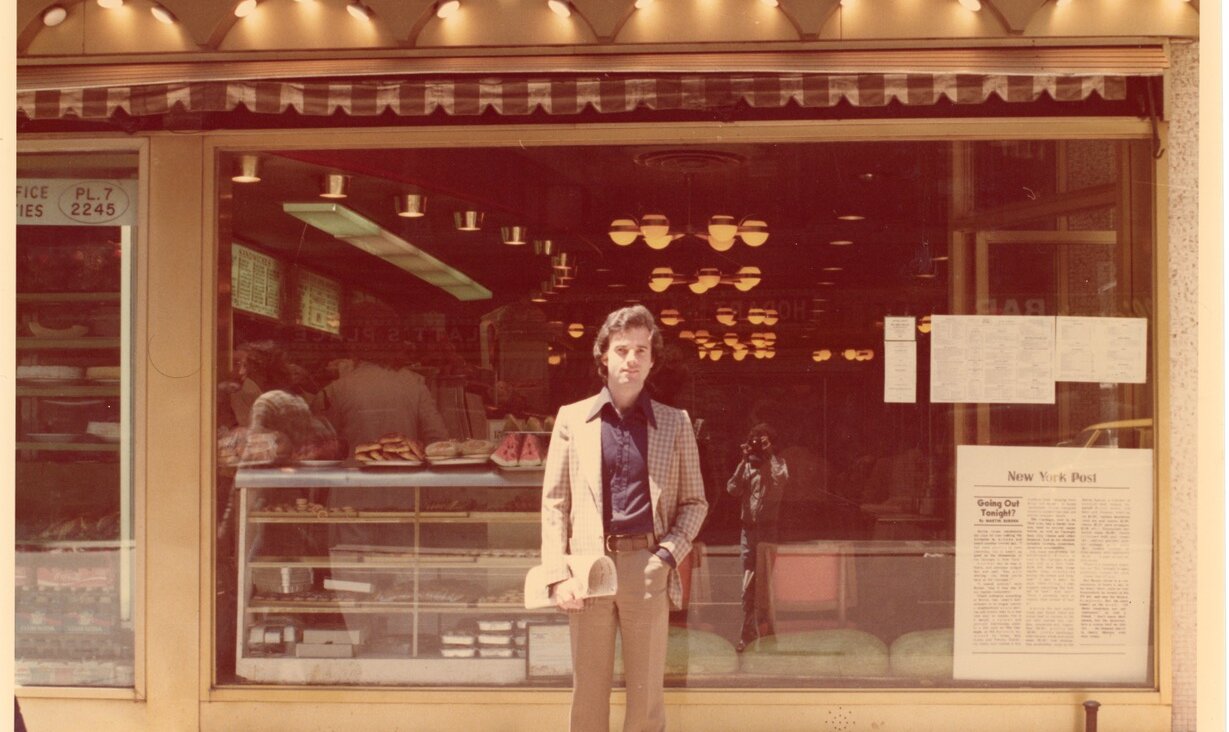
[604,534,619,553]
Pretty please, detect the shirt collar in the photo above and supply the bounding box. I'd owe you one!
[586,386,655,426]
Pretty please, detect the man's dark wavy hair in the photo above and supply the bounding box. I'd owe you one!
[592,304,664,380]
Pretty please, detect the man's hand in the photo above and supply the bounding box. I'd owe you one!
[552,577,586,612]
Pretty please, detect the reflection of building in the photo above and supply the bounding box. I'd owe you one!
[12,3,1215,731]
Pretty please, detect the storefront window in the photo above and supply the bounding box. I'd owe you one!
[16,152,138,687]
[214,137,1155,689]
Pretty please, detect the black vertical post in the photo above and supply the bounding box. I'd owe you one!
[1083,700,1101,732]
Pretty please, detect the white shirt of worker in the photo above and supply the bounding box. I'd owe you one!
[540,326,707,732]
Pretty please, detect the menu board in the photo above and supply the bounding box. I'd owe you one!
[297,270,342,335]
[231,243,283,321]
[930,315,1055,404]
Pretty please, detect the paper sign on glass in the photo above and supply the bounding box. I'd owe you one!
[884,340,917,403]
[1055,316,1147,384]
[953,445,1153,683]
[930,315,1055,404]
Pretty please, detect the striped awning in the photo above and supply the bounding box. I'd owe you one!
[16,73,1129,120]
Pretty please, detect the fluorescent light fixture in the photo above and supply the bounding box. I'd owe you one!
[233,0,257,17]
[150,4,175,23]
[43,5,68,25]
[284,202,491,301]
[437,0,460,17]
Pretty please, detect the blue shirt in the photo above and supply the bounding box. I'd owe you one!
[586,388,675,567]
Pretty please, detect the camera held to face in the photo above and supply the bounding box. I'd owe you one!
[741,435,770,456]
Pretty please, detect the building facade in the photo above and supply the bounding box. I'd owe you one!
[11,1,1219,730]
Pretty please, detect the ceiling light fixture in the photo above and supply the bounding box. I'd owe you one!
[547,0,571,17]
[759,0,779,6]
[233,0,257,17]
[659,309,682,327]
[501,226,529,246]
[347,1,373,20]
[634,0,655,6]
[319,173,349,199]
[610,213,769,251]
[231,155,261,183]
[454,210,484,231]
[648,265,762,294]
[763,309,780,326]
[567,323,585,338]
[43,5,68,25]
[836,213,865,221]
[957,0,981,9]
[737,218,769,247]
[608,218,640,246]
[649,267,675,293]
[284,202,491,301]
[97,0,123,8]
[715,307,737,327]
[533,239,555,256]
[395,193,427,218]
[829,239,854,247]
[150,4,175,23]
[436,0,460,17]
[734,266,761,292]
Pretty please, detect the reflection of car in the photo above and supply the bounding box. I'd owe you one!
[1060,418,1154,449]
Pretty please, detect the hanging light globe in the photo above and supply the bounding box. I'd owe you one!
[639,214,671,239]
[734,266,762,292]
[738,218,769,247]
[696,268,722,290]
[608,218,640,246]
[648,267,675,293]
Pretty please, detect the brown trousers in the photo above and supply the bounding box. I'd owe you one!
[568,548,671,732]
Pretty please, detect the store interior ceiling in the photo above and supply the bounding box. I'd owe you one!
[229,142,956,344]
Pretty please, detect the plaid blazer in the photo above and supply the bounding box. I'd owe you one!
[540,393,708,610]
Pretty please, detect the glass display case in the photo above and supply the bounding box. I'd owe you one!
[15,159,137,687]
[233,464,556,685]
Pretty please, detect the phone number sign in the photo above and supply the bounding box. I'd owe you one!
[17,179,138,226]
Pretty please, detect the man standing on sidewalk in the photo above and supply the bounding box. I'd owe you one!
[539,304,708,732]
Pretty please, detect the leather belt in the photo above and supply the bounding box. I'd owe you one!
[604,533,653,553]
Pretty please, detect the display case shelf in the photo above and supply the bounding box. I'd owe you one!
[16,386,120,397]
[16,441,120,452]
[17,338,121,350]
[16,292,121,303]
[15,539,133,550]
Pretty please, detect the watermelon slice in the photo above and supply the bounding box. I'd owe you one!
[490,432,524,467]
[518,433,545,467]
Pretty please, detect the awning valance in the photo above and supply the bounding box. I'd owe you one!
[16,73,1130,120]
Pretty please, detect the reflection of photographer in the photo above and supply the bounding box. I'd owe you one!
[726,423,789,651]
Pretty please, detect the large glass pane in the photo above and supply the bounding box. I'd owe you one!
[214,138,1154,689]
[16,153,137,687]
